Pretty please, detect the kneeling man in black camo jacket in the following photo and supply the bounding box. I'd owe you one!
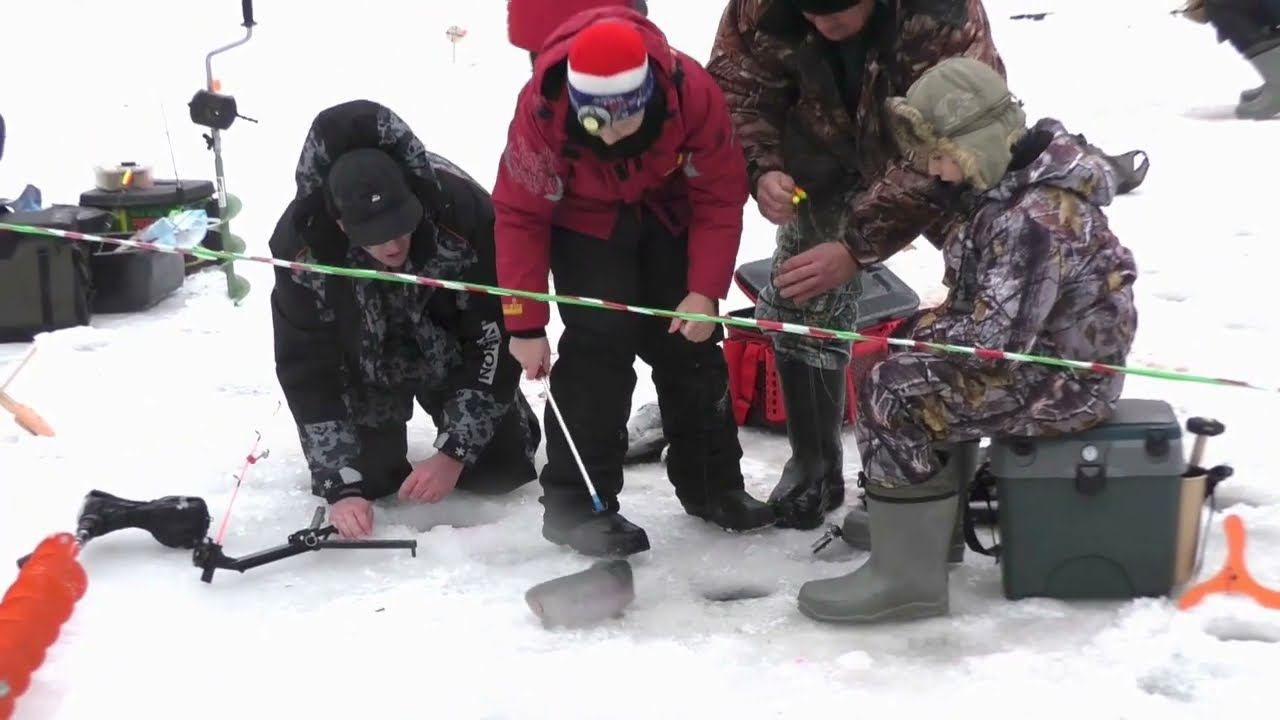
[269,100,540,539]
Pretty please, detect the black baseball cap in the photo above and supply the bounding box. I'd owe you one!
[327,148,424,247]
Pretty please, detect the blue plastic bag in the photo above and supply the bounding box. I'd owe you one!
[137,208,214,250]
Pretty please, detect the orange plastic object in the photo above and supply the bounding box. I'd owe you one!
[1178,514,1280,611]
[0,534,86,720]
[0,392,54,437]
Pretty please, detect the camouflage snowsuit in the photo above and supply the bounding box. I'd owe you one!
[707,0,1005,368]
[856,119,1138,491]
[269,100,539,503]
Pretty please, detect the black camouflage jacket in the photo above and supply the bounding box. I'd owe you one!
[268,100,522,502]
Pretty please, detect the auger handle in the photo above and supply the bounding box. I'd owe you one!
[1187,417,1225,469]
[1187,417,1225,437]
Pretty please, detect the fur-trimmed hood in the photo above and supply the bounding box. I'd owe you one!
[885,56,1026,191]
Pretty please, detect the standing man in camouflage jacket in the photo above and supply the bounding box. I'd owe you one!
[705,0,1007,530]
[797,57,1138,624]
[270,100,540,540]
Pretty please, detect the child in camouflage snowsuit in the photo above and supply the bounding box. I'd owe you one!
[797,57,1138,624]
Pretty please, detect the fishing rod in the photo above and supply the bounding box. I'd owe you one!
[189,401,418,583]
[13,423,417,582]
[0,217,1275,395]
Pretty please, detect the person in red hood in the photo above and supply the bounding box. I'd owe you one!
[507,0,648,64]
[492,8,775,558]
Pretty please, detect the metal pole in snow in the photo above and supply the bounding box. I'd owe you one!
[541,378,606,513]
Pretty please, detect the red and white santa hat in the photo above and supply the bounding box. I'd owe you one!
[566,21,654,119]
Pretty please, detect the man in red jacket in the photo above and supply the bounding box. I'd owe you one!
[492,8,774,557]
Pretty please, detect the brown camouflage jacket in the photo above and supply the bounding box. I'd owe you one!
[707,0,1005,262]
[911,118,1139,391]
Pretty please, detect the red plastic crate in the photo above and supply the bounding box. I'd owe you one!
[724,316,904,431]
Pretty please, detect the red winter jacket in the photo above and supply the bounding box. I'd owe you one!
[507,0,637,52]
[492,8,749,334]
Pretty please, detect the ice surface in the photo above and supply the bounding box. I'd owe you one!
[2,1,1277,717]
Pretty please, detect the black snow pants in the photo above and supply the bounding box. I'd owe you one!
[1206,0,1280,53]
[538,207,746,520]
[353,390,540,500]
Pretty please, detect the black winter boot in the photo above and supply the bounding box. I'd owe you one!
[684,488,776,532]
[658,353,774,532]
[768,356,847,529]
[543,508,651,558]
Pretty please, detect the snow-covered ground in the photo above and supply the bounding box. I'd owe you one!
[2,1,1279,717]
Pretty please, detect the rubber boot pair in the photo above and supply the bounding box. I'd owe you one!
[838,440,980,563]
[768,356,847,530]
[1237,40,1280,120]
[797,463,961,624]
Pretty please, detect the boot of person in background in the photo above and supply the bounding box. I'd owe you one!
[1237,36,1280,118]
[1183,0,1280,119]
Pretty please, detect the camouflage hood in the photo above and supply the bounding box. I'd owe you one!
[885,57,1026,192]
[984,118,1119,208]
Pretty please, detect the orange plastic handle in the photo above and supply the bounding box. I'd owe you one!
[1179,515,1280,610]
[0,392,54,437]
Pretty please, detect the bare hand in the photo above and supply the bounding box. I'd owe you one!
[330,497,374,539]
[756,171,798,225]
[668,292,718,343]
[399,452,465,503]
[774,241,860,305]
[509,336,551,380]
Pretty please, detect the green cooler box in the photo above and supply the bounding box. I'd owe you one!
[988,398,1186,600]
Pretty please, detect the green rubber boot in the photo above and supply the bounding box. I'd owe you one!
[839,441,979,563]
[798,487,958,624]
